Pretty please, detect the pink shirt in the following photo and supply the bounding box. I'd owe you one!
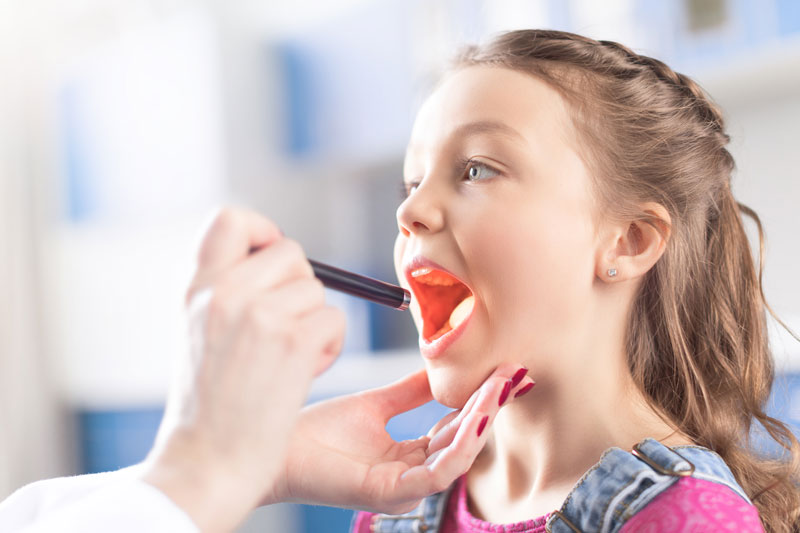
[352,474,764,532]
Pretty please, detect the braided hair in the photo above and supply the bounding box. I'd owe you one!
[452,29,800,532]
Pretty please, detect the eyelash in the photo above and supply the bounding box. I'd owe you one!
[399,158,498,200]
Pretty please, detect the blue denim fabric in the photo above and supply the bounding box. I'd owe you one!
[546,438,749,533]
[363,484,455,532]
[357,438,749,533]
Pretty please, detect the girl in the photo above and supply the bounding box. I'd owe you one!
[350,29,800,532]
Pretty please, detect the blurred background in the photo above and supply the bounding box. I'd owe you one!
[0,0,798,530]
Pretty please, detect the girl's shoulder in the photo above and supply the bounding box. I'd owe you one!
[621,475,763,532]
[548,439,764,532]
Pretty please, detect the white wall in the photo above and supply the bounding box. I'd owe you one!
[697,37,800,368]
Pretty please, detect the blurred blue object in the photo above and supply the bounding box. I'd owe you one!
[59,83,96,223]
[277,43,316,157]
[777,0,800,35]
[273,0,416,162]
[78,408,163,474]
[756,372,800,456]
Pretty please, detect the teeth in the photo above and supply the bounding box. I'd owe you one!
[413,269,458,286]
[448,296,475,329]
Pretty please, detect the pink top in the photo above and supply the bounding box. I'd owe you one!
[352,475,764,532]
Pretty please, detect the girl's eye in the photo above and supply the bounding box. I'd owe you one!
[399,160,498,201]
[465,161,499,182]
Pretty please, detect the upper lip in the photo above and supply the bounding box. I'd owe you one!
[403,255,467,289]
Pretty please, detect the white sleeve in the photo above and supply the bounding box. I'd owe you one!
[0,466,199,533]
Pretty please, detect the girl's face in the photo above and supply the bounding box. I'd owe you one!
[394,66,602,408]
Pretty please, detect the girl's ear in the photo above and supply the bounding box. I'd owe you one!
[596,202,671,283]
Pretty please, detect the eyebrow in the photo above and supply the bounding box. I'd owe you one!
[450,120,525,142]
[405,120,526,160]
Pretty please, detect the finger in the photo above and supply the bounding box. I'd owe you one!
[423,405,495,480]
[294,305,347,375]
[188,207,283,301]
[258,277,326,319]
[364,369,433,420]
[426,363,525,455]
[396,437,431,467]
[394,398,499,501]
[215,238,314,298]
[426,410,459,440]
[426,382,482,440]
[425,394,478,455]
[195,241,320,338]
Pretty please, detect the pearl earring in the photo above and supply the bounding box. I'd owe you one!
[607,268,618,278]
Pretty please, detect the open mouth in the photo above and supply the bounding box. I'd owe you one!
[409,267,475,343]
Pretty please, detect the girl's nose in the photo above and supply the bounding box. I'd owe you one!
[396,178,446,238]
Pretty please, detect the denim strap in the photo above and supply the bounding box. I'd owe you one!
[546,438,750,533]
[367,485,454,533]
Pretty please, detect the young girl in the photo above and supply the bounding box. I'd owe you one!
[350,29,800,532]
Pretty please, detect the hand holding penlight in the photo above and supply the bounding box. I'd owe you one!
[308,259,410,311]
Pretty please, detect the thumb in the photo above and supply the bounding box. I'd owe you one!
[366,368,433,420]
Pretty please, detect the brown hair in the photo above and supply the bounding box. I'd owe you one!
[453,29,800,531]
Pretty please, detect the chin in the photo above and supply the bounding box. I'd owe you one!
[426,365,478,409]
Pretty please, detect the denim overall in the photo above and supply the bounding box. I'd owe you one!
[358,438,751,533]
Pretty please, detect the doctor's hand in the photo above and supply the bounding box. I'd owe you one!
[265,363,533,515]
[139,207,346,533]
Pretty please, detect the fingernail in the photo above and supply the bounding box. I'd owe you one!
[499,379,512,406]
[511,367,528,388]
[514,381,536,398]
[477,415,489,437]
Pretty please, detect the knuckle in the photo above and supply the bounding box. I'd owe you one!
[280,239,313,276]
[196,208,242,264]
[454,446,472,466]
[281,238,304,258]
[208,207,241,239]
[242,299,270,328]
[214,206,239,228]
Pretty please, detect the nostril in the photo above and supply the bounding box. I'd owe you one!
[413,221,428,231]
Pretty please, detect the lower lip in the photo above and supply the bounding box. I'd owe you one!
[419,307,475,359]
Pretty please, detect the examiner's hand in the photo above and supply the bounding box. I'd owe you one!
[266,363,533,515]
[140,207,346,532]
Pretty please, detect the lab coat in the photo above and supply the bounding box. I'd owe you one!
[0,465,198,532]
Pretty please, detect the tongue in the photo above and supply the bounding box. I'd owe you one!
[429,295,475,342]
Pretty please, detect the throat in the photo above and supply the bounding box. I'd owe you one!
[465,466,571,524]
[423,292,474,342]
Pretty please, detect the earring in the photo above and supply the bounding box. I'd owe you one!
[607,268,618,278]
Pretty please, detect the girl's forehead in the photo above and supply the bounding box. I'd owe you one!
[405,66,574,159]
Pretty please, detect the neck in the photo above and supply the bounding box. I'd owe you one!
[467,343,686,521]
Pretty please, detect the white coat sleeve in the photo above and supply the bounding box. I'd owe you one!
[0,465,199,533]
